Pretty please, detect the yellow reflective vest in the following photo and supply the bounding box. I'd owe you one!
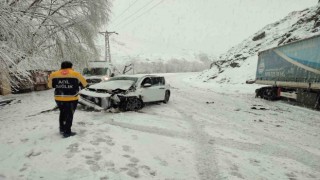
[48,68,87,101]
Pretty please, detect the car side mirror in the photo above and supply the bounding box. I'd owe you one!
[143,83,152,88]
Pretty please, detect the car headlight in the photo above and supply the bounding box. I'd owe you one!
[102,76,109,81]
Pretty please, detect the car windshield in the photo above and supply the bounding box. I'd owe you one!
[83,68,108,76]
[108,76,138,83]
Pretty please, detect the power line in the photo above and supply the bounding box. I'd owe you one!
[111,0,139,23]
[112,0,158,28]
[112,0,159,28]
[116,0,165,30]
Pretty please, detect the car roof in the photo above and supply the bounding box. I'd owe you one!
[115,74,163,78]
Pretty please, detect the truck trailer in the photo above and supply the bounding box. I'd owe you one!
[255,34,320,109]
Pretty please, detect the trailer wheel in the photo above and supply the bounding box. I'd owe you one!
[255,88,263,98]
[262,87,278,100]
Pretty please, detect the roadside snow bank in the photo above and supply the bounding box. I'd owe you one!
[186,56,263,95]
[196,56,258,85]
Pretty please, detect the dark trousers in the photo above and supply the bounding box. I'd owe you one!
[55,100,78,133]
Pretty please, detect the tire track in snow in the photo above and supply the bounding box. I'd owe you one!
[96,106,320,174]
[103,119,191,140]
[171,83,320,173]
[214,138,320,171]
[123,107,320,171]
[172,105,221,180]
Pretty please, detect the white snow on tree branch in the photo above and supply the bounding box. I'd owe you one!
[0,0,111,86]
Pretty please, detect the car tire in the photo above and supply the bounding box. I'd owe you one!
[163,91,170,103]
[121,97,144,111]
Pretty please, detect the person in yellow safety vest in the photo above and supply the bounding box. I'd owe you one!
[48,61,87,138]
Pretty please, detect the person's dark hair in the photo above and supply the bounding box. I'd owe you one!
[61,61,73,69]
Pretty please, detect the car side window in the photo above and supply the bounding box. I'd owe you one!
[160,77,165,85]
[152,77,160,86]
[154,77,165,86]
[141,77,152,86]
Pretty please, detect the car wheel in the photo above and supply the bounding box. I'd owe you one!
[163,91,170,103]
[123,97,144,111]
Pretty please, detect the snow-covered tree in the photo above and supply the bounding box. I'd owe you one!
[0,0,111,88]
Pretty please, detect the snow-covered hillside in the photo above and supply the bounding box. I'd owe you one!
[197,4,320,84]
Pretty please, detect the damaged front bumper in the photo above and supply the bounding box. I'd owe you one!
[78,98,104,111]
[78,87,142,111]
[79,89,121,110]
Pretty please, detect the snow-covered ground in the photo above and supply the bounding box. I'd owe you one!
[0,72,319,180]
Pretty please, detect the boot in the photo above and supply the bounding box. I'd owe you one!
[63,131,77,138]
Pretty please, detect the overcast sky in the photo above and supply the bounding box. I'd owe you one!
[98,0,318,60]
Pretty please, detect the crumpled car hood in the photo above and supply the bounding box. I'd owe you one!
[89,80,134,90]
[85,76,102,79]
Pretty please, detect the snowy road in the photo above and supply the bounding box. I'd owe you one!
[0,73,319,180]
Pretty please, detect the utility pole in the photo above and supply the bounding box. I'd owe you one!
[99,30,118,62]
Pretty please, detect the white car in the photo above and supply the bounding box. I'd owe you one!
[79,74,170,111]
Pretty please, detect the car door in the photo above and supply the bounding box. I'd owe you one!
[152,77,166,101]
[140,77,160,102]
